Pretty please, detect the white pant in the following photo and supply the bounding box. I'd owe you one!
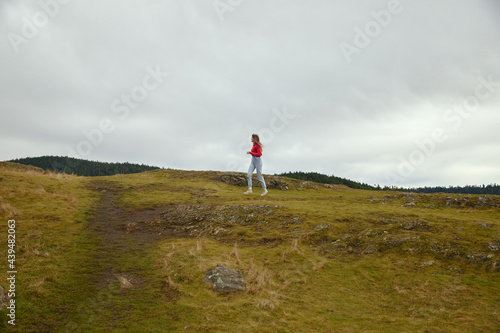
[247,156,266,189]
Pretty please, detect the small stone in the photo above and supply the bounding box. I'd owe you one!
[204,265,245,292]
[475,222,494,229]
[488,238,500,252]
[400,220,426,230]
[116,275,134,289]
[420,261,435,266]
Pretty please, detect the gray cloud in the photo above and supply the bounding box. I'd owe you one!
[1,0,499,187]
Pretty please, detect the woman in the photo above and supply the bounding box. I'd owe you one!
[245,134,268,196]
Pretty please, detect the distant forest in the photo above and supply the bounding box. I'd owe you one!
[9,156,160,177]
[387,184,500,195]
[278,171,376,190]
[279,171,500,195]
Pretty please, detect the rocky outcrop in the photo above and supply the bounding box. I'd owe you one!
[213,171,354,192]
[204,265,245,292]
[489,238,500,252]
[444,195,498,208]
[214,172,291,190]
[370,193,499,209]
[214,173,247,187]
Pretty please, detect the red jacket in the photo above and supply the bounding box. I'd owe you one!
[249,143,262,157]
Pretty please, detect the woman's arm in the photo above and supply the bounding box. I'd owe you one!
[248,144,262,157]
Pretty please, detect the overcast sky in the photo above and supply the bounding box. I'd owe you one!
[1,0,499,187]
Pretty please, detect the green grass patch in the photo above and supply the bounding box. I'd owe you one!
[0,166,498,332]
[0,165,101,331]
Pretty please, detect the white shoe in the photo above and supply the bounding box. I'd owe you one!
[244,189,252,194]
[261,189,268,196]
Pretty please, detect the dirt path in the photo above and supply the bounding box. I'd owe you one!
[87,180,169,289]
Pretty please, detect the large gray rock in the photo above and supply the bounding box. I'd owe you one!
[204,265,245,292]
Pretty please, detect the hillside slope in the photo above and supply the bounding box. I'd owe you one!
[0,163,499,332]
[8,156,160,176]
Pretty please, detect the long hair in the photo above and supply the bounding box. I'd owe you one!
[252,134,264,150]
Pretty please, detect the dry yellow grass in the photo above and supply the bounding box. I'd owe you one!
[230,242,242,265]
[0,200,19,218]
[1,166,498,332]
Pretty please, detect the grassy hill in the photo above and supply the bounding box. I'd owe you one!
[9,156,160,177]
[0,162,499,332]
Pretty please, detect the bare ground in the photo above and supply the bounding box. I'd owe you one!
[86,180,179,293]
